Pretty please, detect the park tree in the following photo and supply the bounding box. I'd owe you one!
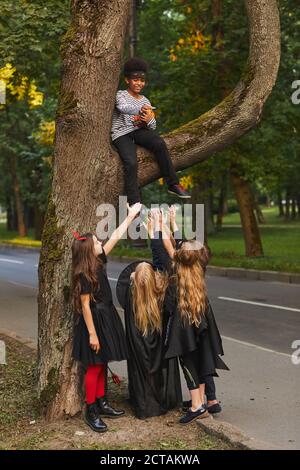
[37,0,280,419]
[0,0,69,236]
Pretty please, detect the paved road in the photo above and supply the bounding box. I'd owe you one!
[0,246,299,449]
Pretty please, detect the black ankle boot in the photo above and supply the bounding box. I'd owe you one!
[96,397,125,419]
[85,402,107,432]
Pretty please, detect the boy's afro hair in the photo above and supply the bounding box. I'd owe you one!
[124,57,149,76]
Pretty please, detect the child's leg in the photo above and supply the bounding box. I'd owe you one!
[113,134,141,205]
[179,354,203,411]
[95,364,106,399]
[85,364,103,404]
[133,128,179,187]
[204,375,218,404]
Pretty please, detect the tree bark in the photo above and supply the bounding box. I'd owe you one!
[230,163,264,256]
[38,0,280,419]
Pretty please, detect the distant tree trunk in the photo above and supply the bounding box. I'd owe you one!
[205,180,215,236]
[128,0,137,57]
[230,163,264,256]
[285,189,291,220]
[38,0,279,420]
[291,198,297,220]
[253,193,266,224]
[6,195,17,231]
[216,171,228,230]
[278,189,284,217]
[9,154,27,237]
[297,195,300,220]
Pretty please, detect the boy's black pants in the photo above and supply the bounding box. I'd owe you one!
[113,128,179,205]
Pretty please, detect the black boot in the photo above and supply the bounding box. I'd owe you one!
[85,402,107,432]
[96,397,125,419]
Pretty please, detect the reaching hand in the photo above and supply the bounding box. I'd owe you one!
[127,202,142,219]
[145,211,154,237]
[169,205,178,230]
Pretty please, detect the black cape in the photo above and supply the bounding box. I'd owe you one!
[117,262,182,419]
[163,278,229,376]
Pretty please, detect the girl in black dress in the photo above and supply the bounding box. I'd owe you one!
[72,202,141,432]
[153,209,228,425]
[116,259,182,420]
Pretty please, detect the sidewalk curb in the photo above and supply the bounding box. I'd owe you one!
[0,327,280,451]
[1,242,299,284]
[196,416,281,450]
[109,254,300,285]
[0,327,37,351]
[0,242,40,253]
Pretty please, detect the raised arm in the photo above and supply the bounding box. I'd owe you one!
[103,203,142,255]
[161,227,175,260]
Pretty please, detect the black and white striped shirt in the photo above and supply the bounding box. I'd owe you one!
[111,89,156,141]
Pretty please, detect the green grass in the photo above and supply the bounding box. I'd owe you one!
[0,334,234,450]
[0,207,299,272]
[111,207,300,273]
[0,223,41,248]
[222,206,300,227]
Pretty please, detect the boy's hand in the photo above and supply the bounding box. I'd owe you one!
[140,105,155,123]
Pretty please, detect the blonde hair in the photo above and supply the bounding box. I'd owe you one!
[131,262,168,336]
[173,240,208,327]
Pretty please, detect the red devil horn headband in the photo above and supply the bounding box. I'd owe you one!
[72,230,87,241]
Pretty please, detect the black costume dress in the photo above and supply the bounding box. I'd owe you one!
[72,249,127,367]
[163,278,228,377]
[116,261,182,419]
[150,231,229,377]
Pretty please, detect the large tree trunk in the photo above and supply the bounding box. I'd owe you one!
[230,164,264,256]
[38,0,280,419]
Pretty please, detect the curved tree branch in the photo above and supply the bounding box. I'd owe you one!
[131,0,281,187]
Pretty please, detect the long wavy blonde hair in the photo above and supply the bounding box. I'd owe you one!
[173,240,210,327]
[131,262,169,336]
